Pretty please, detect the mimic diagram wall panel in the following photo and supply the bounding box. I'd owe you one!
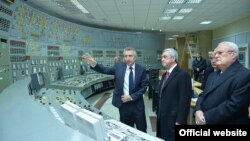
[8,1,164,51]
[0,0,164,92]
[0,37,12,92]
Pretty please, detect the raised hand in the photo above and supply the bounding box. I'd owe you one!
[82,53,97,67]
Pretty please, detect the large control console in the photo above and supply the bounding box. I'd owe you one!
[0,72,161,141]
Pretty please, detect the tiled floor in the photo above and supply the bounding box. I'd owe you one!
[87,89,157,136]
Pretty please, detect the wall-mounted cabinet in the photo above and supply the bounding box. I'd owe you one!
[186,33,198,58]
[238,44,249,68]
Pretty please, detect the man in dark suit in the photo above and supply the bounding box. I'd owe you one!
[201,52,218,90]
[194,41,250,125]
[156,48,193,141]
[192,53,207,81]
[82,47,148,132]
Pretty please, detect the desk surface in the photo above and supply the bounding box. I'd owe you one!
[191,87,203,107]
[0,77,94,141]
[194,87,203,95]
[194,81,202,87]
[149,80,250,119]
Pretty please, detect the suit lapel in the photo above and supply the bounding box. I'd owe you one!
[134,63,141,86]
[160,65,179,93]
[120,63,127,87]
[165,67,178,85]
[203,61,241,95]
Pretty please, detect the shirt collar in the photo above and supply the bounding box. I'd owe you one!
[167,64,177,74]
[127,64,135,70]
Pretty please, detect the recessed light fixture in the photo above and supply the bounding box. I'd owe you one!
[169,0,186,4]
[164,9,178,14]
[186,0,203,4]
[70,0,89,14]
[179,8,193,13]
[200,21,212,24]
[159,16,171,20]
[172,16,184,20]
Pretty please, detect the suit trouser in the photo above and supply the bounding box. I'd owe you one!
[119,102,147,132]
[156,117,175,141]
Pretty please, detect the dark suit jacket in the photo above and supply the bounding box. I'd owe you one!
[91,62,148,109]
[194,60,250,124]
[192,57,207,74]
[201,66,215,90]
[157,65,193,141]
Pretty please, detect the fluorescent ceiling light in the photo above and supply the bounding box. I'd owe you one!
[164,9,178,14]
[169,0,203,4]
[169,0,186,4]
[159,16,171,20]
[186,0,203,4]
[200,21,212,24]
[179,8,193,13]
[172,16,184,20]
[168,38,175,40]
[173,35,179,37]
[70,0,89,14]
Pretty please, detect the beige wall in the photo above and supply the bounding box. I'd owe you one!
[164,32,213,75]
[213,16,250,39]
[176,37,190,73]
[164,39,176,49]
[197,30,213,60]
[163,16,250,73]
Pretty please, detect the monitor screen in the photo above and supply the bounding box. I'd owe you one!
[30,72,45,91]
[60,102,80,129]
[60,101,106,141]
[38,72,44,86]
[80,109,106,138]
[79,65,86,75]
[75,111,106,141]
[57,67,64,80]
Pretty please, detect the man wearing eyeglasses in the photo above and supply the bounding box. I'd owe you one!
[194,41,250,125]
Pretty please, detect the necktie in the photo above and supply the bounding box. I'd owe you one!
[161,71,169,89]
[129,67,134,94]
[165,71,170,80]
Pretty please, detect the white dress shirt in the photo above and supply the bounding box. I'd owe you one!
[123,64,135,95]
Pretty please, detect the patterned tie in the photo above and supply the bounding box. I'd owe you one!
[161,71,169,89]
[129,67,134,94]
[165,71,170,80]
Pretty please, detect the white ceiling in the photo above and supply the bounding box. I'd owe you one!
[25,0,250,36]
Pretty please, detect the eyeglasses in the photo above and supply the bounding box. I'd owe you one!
[214,50,234,56]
